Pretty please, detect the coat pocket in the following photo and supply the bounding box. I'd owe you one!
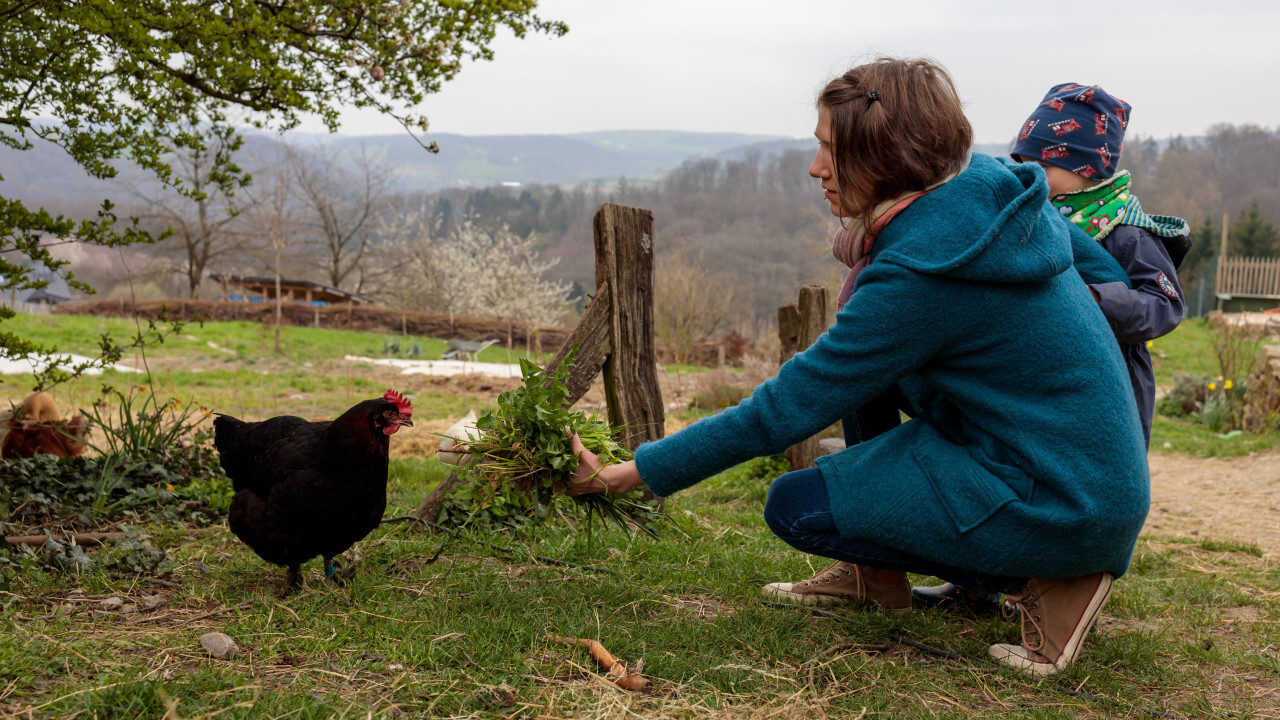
[913,444,1019,534]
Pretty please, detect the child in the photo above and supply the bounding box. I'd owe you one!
[568,59,1150,677]
[912,83,1191,614]
[1012,83,1189,448]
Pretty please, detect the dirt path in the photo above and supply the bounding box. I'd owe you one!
[1146,451,1280,557]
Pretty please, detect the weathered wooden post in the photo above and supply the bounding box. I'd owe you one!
[543,203,664,449]
[778,303,801,365]
[415,203,666,522]
[782,284,829,470]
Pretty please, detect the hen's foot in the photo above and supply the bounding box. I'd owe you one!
[281,566,304,597]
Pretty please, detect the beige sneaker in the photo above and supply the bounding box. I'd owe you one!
[762,560,912,611]
[988,572,1114,676]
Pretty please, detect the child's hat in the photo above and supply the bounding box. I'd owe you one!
[1010,83,1131,180]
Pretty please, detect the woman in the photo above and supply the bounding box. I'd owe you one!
[567,57,1148,677]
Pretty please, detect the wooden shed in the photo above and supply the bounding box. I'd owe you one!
[207,273,375,307]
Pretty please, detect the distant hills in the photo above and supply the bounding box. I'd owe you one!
[303,129,796,190]
[2,128,1017,206]
[2,129,798,204]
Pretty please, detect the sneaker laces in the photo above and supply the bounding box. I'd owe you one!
[801,562,859,595]
[1002,585,1044,652]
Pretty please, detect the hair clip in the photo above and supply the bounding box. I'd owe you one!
[866,90,880,102]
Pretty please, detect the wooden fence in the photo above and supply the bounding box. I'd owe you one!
[0,300,52,315]
[1216,256,1280,299]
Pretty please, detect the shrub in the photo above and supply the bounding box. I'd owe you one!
[0,384,230,533]
[688,383,751,411]
[0,453,226,531]
[1158,373,1215,417]
[1196,394,1235,433]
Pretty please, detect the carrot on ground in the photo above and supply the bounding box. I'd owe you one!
[551,635,652,692]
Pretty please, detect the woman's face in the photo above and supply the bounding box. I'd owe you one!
[810,106,847,217]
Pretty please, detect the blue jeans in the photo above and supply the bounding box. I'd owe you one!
[761,391,1028,597]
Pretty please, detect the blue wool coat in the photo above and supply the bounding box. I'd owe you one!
[635,153,1150,580]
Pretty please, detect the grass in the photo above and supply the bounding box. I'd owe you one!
[1,312,1279,717]
[1148,318,1280,456]
[2,460,1277,719]
[0,313,526,368]
[1152,414,1280,457]
[1150,317,1219,388]
[0,314,536,424]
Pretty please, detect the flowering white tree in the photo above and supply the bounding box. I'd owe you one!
[376,214,575,338]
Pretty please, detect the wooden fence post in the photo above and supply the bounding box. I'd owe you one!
[778,303,801,365]
[418,203,666,524]
[783,284,829,471]
[543,204,664,449]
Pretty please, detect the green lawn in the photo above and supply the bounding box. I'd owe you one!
[1148,317,1280,456]
[0,314,536,423]
[1,312,1279,717]
[2,458,1276,718]
[1,313,519,367]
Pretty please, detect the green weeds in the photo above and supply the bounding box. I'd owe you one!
[447,349,659,535]
[1,459,1275,718]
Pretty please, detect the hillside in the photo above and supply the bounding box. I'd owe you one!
[1,128,794,207]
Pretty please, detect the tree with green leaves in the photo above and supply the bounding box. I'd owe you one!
[1,0,566,385]
[1230,199,1279,258]
[1180,215,1219,285]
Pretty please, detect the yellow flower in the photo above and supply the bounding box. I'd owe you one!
[1146,340,1153,348]
[1208,382,1217,390]
[1225,380,1234,389]
[165,484,175,492]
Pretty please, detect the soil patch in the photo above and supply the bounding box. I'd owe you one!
[1145,451,1280,557]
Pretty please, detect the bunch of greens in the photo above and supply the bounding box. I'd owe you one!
[446,348,659,535]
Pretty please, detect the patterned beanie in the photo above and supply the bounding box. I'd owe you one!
[1010,83,1131,180]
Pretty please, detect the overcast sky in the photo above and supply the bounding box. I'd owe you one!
[304,0,1280,144]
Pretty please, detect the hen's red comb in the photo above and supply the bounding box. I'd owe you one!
[384,389,412,416]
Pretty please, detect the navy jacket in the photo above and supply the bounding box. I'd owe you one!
[1088,224,1186,446]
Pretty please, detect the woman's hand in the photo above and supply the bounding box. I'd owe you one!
[563,432,646,496]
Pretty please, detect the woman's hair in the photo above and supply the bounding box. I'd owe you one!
[819,57,973,226]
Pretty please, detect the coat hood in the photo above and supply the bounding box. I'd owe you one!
[873,153,1075,283]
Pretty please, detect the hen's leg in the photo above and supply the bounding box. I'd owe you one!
[282,565,304,596]
[323,556,343,585]
[324,556,358,585]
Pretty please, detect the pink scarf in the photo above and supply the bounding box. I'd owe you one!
[833,193,929,308]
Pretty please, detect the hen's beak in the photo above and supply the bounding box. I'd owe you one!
[395,416,414,428]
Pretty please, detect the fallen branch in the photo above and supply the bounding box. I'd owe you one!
[413,456,472,524]
[551,635,651,692]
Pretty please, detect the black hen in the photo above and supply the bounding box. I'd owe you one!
[214,389,414,592]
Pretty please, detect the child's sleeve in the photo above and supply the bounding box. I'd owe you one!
[1068,222,1131,287]
[1089,226,1185,344]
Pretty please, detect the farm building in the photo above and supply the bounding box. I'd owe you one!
[207,273,375,307]
[1,264,73,313]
